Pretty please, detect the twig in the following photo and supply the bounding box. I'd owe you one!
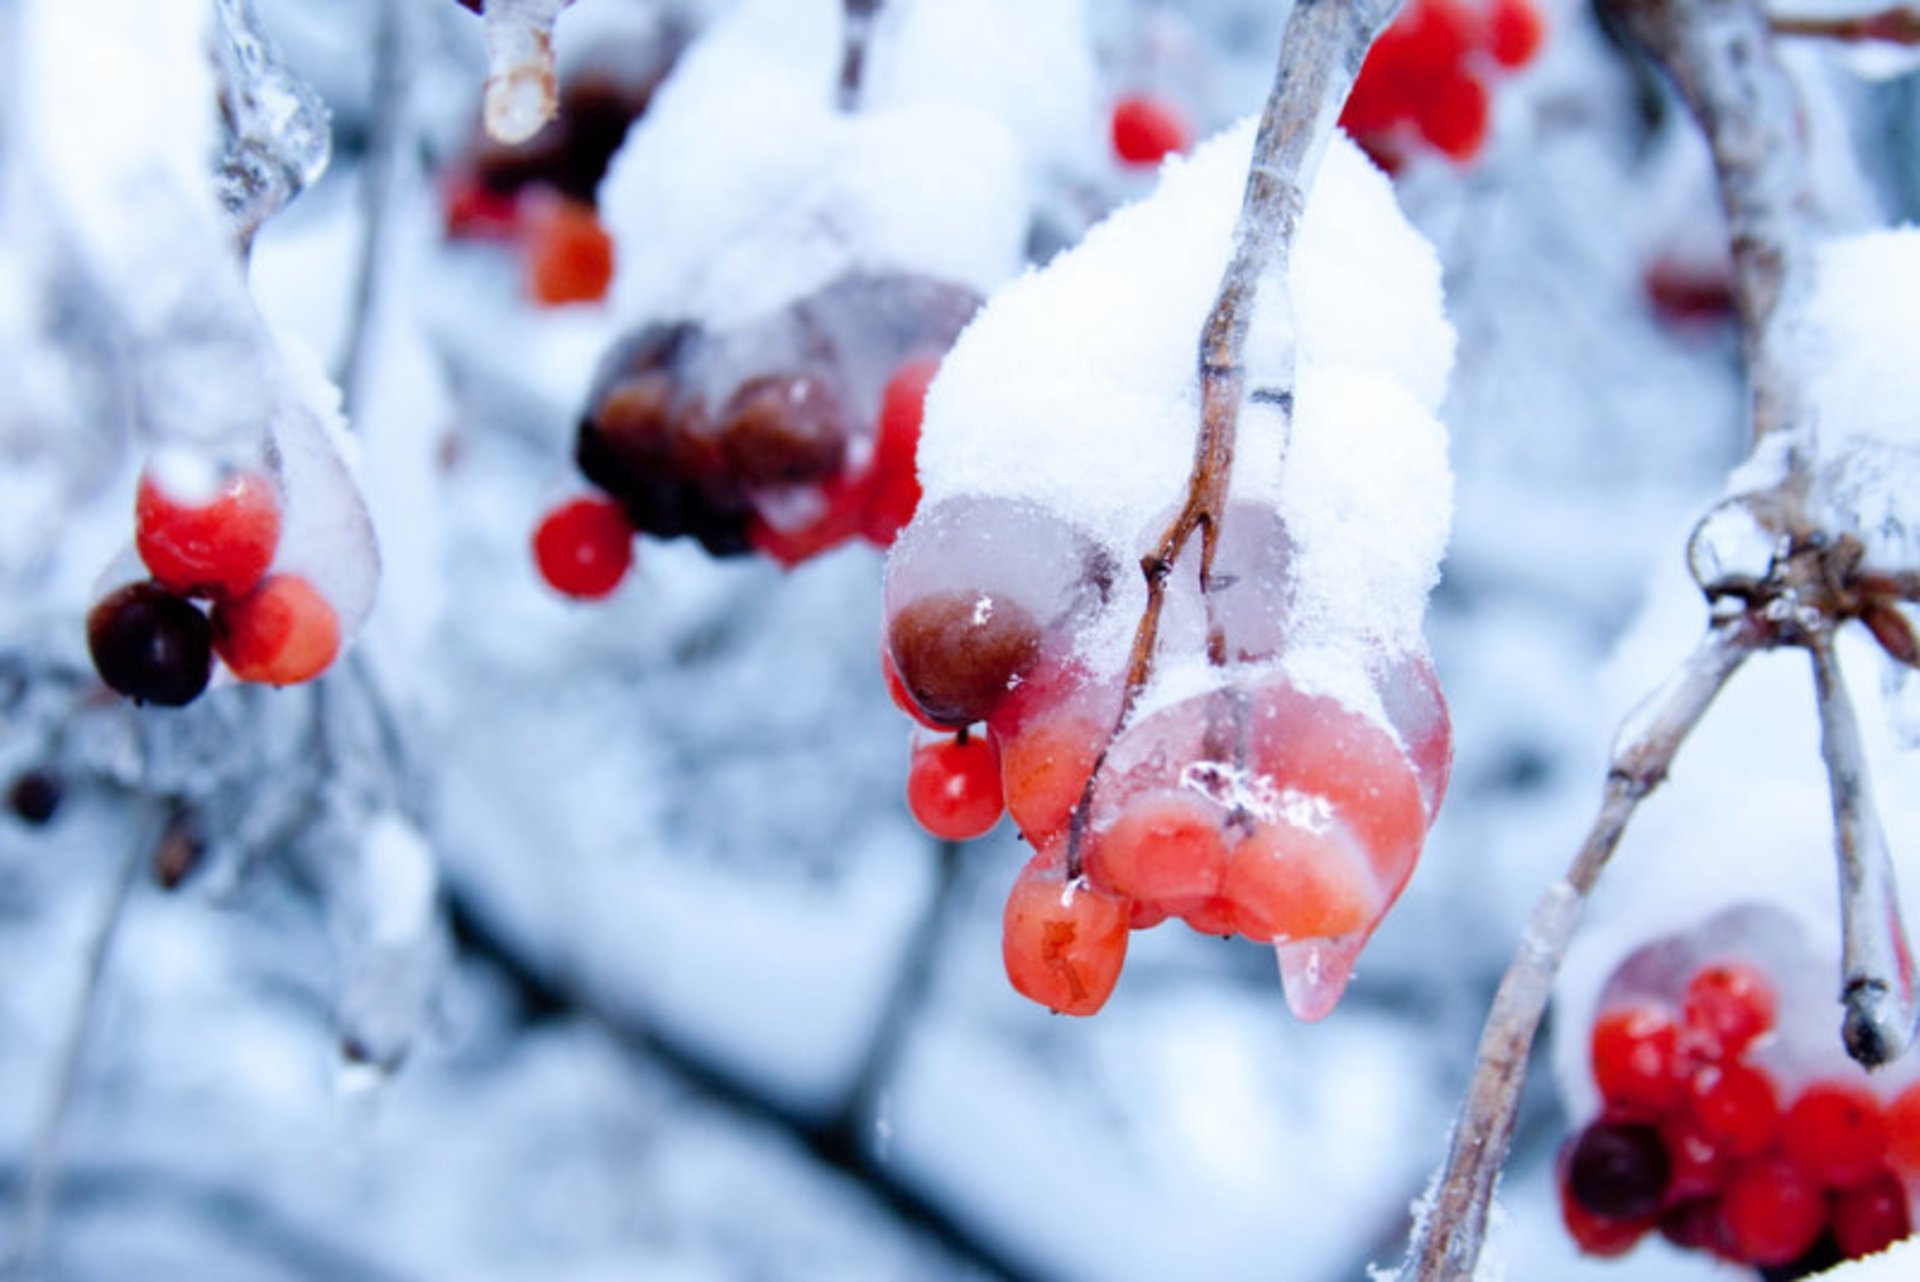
[1773,6,1920,45]
[838,0,883,111]
[1401,615,1762,1281]
[4,791,166,1276]
[1809,630,1920,1065]
[337,0,409,422]
[1069,0,1403,875]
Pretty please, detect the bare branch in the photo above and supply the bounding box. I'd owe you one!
[1773,6,1920,45]
[336,0,409,422]
[1402,615,1762,1282]
[1809,630,1920,1065]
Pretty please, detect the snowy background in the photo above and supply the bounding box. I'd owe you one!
[3,0,1920,1279]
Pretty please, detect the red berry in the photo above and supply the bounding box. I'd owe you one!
[533,496,634,599]
[1416,70,1490,161]
[1486,0,1545,68]
[906,734,1004,842]
[1660,1114,1733,1201]
[1224,815,1381,944]
[1681,960,1777,1061]
[1832,1169,1911,1259]
[999,710,1101,846]
[862,357,939,547]
[1590,1004,1684,1119]
[1110,94,1189,167]
[442,169,523,241]
[1086,791,1227,912]
[1686,1061,1781,1159]
[135,463,281,601]
[1719,1157,1830,1266]
[1783,1081,1889,1190]
[526,196,614,306]
[1888,1081,1920,1174]
[1001,853,1129,1016]
[212,574,340,687]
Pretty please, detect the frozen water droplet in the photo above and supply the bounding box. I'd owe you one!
[1688,496,1781,597]
[1276,932,1365,1021]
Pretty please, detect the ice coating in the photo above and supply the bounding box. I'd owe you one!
[916,118,1454,674]
[884,496,1110,641]
[597,0,1031,334]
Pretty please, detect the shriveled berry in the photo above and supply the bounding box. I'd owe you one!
[87,582,214,707]
[1110,94,1189,166]
[907,733,1004,841]
[1591,1004,1684,1118]
[1832,1169,1910,1259]
[1721,1157,1830,1267]
[1002,853,1129,1016]
[1682,960,1777,1061]
[1782,1080,1888,1190]
[212,574,340,687]
[1566,1120,1672,1219]
[7,771,63,826]
[533,496,634,599]
[886,591,1042,728]
[136,463,281,601]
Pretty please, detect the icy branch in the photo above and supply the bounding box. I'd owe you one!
[838,0,883,111]
[1609,0,1818,458]
[1810,630,1920,1065]
[1402,616,1761,1282]
[480,0,572,145]
[211,0,333,253]
[1773,6,1920,44]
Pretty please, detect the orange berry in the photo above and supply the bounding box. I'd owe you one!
[1224,816,1380,944]
[1001,853,1129,1016]
[526,196,614,305]
[212,574,340,686]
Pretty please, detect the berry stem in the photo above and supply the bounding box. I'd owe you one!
[1809,629,1920,1067]
[1404,614,1762,1282]
[1064,0,1403,881]
[1772,6,1920,45]
[838,0,884,111]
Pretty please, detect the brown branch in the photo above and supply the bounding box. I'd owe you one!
[1402,615,1763,1282]
[1773,6,1920,45]
[1809,630,1920,1065]
[1067,0,1403,876]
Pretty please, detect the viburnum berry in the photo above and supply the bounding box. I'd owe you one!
[1660,1114,1732,1201]
[1565,1120,1672,1219]
[442,169,523,241]
[1001,852,1130,1016]
[862,357,939,547]
[1719,1156,1829,1266]
[1832,1169,1911,1259]
[1782,1080,1889,1190]
[1686,1060,1781,1159]
[1087,791,1228,911]
[1415,71,1490,162]
[533,496,635,599]
[906,733,1004,841]
[211,574,341,687]
[1681,960,1777,1061]
[1223,815,1380,944]
[997,710,1101,846]
[750,473,868,569]
[881,649,948,731]
[87,582,215,707]
[886,591,1043,728]
[7,771,63,826]
[1658,1197,1736,1257]
[1556,1143,1655,1258]
[1486,0,1546,68]
[1590,1004,1684,1118]
[135,461,281,601]
[526,196,614,306]
[1887,1080,1920,1174]
[1109,94,1189,167]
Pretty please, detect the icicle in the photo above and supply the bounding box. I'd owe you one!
[1276,931,1366,1022]
[481,0,571,145]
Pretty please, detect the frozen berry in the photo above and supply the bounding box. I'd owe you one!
[886,591,1042,728]
[1782,1081,1888,1190]
[1002,852,1130,1016]
[1687,1061,1781,1159]
[906,733,1004,841]
[1224,814,1380,944]
[1832,1170,1910,1259]
[716,372,850,486]
[1682,960,1777,1061]
[1720,1157,1829,1266]
[526,197,614,305]
[1087,791,1228,911]
[135,462,281,601]
[1887,1081,1920,1174]
[1558,1146,1655,1257]
[7,771,63,826]
[533,496,635,599]
[998,709,1102,846]
[1110,94,1189,167]
[212,574,340,687]
[1565,1121,1672,1219]
[862,357,939,546]
[87,582,214,707]
[1590,1004,1684,1118]
[1416,70,1490,161]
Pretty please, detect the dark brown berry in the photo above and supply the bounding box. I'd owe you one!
[716,372,850,486]
[7,771,62,826]
[887,592,1042,728]
[86,582,214,707]
[1567,1121,1672,1219]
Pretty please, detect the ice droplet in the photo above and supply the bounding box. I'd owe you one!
[1687,495,1781,597]
[1276,932,1365,1022]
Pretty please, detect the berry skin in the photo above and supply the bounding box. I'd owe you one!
[1001,853,1130,1017]
[906,734,1004,841]
[1782,1081,1889,1190]
[1687,1061,1782,1159]
[7,771,63,826]
[1110,94,1189,167]
[526,197,614,306]
[1832,1169,1910,1259]
[1681,960,1777,1061]
[87,582,214,707]
[135,465,281,601]
[1565,1120,1672,1219]
[533,496,635,599]
[886,591,1042,728]
[1720,1156,1830,1267]
[212,574,340,687]
[862,357,939,547]
[1087,791,1228,912]
[1590,1004,1684,1119]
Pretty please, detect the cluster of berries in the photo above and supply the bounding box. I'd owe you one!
[1339,0,1545,170]
[882,499,1450,1018]
[442,66,669,305]
[1562,957,1920,1274]
[532,272,979,597]
[87,461,339,707]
